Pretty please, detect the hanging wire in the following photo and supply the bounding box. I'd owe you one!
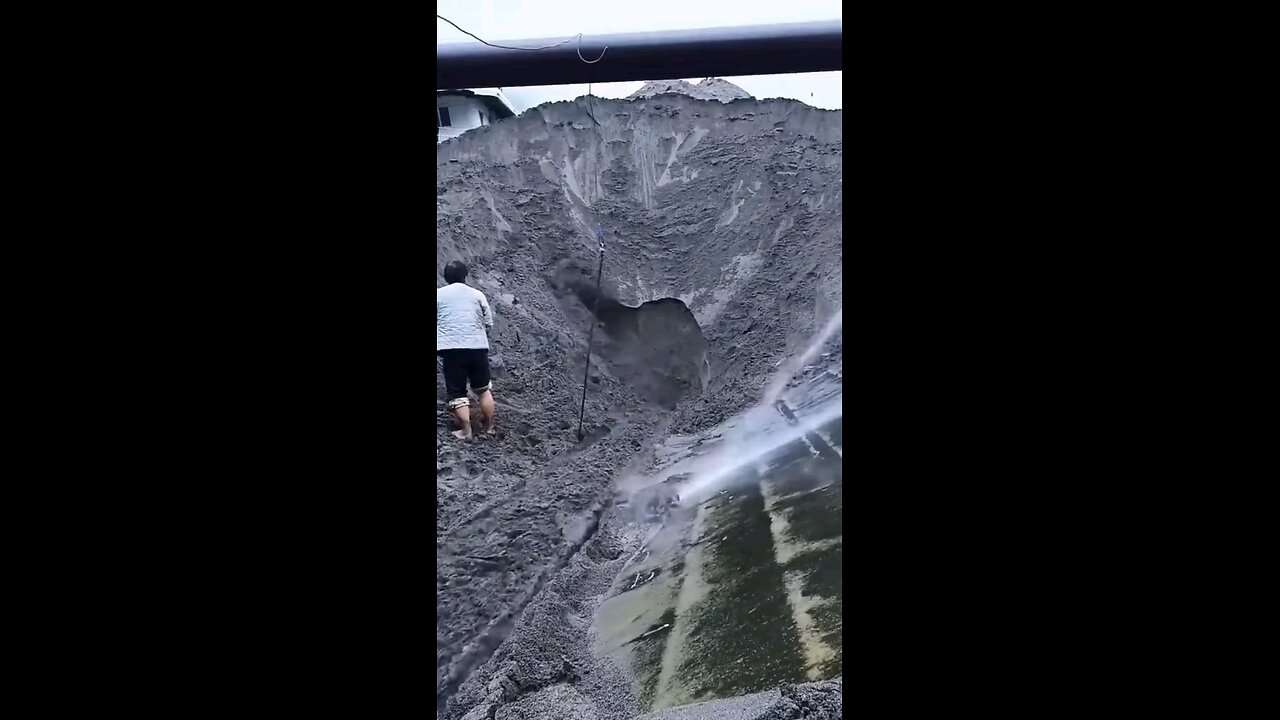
[586,81,601,126]
[436,15,611,62]
[436,14,573,51]
[575,50,610,437]
[577,229,606,442]
[436,13,610,124]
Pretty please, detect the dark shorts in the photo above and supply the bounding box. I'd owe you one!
[438,348,491,401]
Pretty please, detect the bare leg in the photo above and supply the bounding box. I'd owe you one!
[478,390,495,433]
[451,405,473,440]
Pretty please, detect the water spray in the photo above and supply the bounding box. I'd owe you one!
[672,401,843,502]
[663,310,843,502]
[762,309,843,406]
[621,307,843,509]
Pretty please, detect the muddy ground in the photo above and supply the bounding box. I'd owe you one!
[437,91,841,719]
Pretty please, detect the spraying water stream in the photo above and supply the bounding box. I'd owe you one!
[763,309,843,407]
[670,401,843,502]
[671,308,843,503]
[596,314,843,712]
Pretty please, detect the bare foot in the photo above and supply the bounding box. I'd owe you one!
[452,430,472,440]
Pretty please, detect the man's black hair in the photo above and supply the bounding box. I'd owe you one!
[444,261,468,284]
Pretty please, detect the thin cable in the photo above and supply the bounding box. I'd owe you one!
[436,14,573,51]
[586,81,600,126]
[577,230,606,441]
[436,15,610,75]
[578,71,608,436]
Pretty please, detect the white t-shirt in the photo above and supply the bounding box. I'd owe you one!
[436,282,493,350]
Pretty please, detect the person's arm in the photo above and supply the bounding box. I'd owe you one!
[479,293,494,327]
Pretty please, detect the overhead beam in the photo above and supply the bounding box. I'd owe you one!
[436,20,841,89]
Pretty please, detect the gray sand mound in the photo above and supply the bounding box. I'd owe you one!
[438,89,841,719]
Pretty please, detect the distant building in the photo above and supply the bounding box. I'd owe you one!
[437,88,517,143]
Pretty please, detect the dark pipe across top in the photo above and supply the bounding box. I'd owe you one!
[437,20,842,89]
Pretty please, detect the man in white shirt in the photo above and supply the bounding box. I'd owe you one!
[437,261,496,440]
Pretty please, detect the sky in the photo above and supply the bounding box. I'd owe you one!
[436,0,842,113]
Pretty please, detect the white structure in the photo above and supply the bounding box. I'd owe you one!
[437,88,516,143]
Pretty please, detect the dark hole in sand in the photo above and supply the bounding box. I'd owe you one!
[555,269,709,409]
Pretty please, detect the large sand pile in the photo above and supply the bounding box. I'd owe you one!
[437,91,841,719]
